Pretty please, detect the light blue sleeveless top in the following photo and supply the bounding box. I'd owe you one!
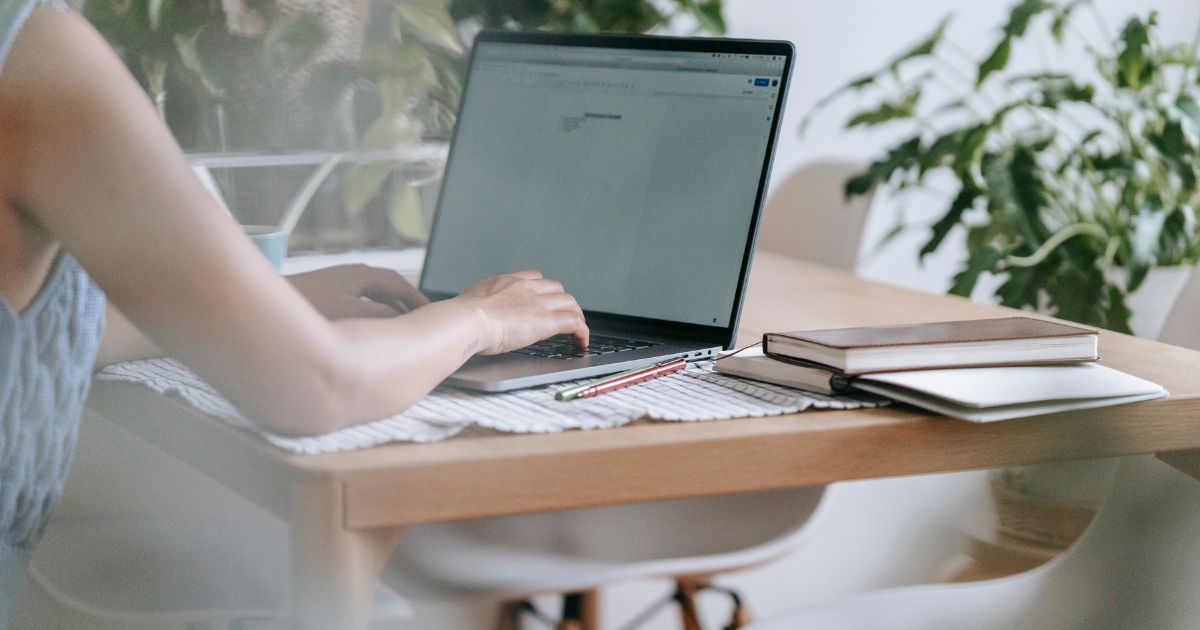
[0,0,105,623]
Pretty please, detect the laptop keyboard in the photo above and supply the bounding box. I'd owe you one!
[512,334,660,360]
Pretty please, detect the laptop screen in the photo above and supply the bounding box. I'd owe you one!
[421,36,788,329]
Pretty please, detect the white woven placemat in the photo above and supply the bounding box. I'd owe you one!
[98,359,888,455]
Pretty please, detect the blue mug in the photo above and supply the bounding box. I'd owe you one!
[243,225,287,270]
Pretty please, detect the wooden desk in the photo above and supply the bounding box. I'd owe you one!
[86,251,1200,628]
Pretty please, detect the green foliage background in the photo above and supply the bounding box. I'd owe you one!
[84,0,727,245]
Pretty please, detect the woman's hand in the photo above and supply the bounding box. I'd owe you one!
[288,264,428,320]
[453,270,590,354]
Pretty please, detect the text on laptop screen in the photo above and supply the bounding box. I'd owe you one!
[422,41,785,328]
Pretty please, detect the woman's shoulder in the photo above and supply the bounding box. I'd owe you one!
[0,0,67,77]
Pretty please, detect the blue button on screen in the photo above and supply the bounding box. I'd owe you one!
[754,78,770,86]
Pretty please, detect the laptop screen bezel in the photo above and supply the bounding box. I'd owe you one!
[420,30,796,350]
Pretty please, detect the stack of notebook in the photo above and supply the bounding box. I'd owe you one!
[716,317,1165,422]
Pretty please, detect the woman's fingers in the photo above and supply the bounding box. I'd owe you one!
[538,292,583,315]
[527,278,566,295]
[347,297,407,319]
[556,311,590,347]
[358,266,428,311]
[454,270,590,354]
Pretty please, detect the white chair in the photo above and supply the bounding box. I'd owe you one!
[750,262,1200,630]
[750,455,1200,630]
[18,518,413,630]
[383,487,829,627]
[1158,263,1200,347]
[755,161,873,270]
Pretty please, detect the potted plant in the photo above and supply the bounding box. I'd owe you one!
[808,0,1200,578]
[809,0,1200,334]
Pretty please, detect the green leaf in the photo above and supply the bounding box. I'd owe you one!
[1050,0,1089,42]
[1158,206,1193,265]
[977,0,1053,85]
[950,246,1004,296]
[888,15,952,73]
[1046,264,1107,327]
[921,184,980,260]
[690,0,726,36]
[1009,147,1049,241]
[85,0,144,51]
[845,88,920,128]
[1003,0,1053,38]
[148,0,165,31]
[842,136,923,199]
[1126,260,1151,294]
[1012,74,1095,108]
[341,162,395,217]
[919,128,965,174]
[977,37,1011,85]
[140,54,169,97]
[982,149,1049,247]
[262,12,328,80]
[396,0,466,55]
[952,123,990,181]
[800,71,880,136]
[1116,15,1152,89]
[846,73,877,90]
[1177,94,1200,126]
[174,28,225,99]
[389,183,428,242]
[996,263,1050,310]
[929,98,969,117]
[844,172,877,199]
[1050,12,1067,42]
[1103,283,1134,333]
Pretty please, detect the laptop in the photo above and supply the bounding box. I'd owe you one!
[420,30,794,392]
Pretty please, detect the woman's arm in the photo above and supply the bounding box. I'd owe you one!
[96,302,160,367]
[95,264,432,367]
[2,8,587,435]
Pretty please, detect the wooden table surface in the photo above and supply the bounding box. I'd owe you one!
[86,251,1200,628]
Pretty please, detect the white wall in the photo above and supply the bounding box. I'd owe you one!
[726,0,1200,294]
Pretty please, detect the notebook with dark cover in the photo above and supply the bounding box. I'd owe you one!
[762,317,1098,375]
[714,347,849,394]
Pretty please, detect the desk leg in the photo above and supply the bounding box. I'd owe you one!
[290,479,402,630]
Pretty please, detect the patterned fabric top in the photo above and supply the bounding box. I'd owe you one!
[0,251,104,562]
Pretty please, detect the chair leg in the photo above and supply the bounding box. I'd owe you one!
[558,591,600,630]
[496,601,524,630]
[674,578,704,630]
[723,593,753,630]
[673,577,754,630]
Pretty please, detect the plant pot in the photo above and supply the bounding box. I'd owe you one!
[965,266,1192,576]
[1110,266,1194,340]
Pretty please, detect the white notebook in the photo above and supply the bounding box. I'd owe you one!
[853,363,1166,423]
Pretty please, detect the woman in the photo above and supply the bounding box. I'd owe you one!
[0,0,588,619]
